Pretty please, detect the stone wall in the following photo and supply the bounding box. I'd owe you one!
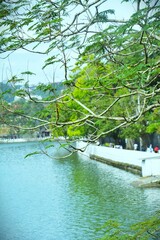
[76,141,160,177]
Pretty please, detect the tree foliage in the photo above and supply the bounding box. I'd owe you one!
[0,0,159,143]
[99,211,160,240]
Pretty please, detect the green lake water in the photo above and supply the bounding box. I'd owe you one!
[0,142,160,240]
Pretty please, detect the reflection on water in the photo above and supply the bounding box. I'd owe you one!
[0,142,160,240]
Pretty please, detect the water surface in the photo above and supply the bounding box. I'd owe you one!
[0,142,160,240]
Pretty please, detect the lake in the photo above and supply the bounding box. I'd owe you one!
[0,141,160,240]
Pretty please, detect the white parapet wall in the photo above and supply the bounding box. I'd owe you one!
[141,157,160,177]
[76,141,160,177]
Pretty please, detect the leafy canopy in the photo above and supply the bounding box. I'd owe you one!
[0,0,159,142]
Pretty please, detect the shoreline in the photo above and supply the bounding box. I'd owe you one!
[1,139,160,188]
[76,141,160,188]
[90,154,142,176]
[0,137,51,144]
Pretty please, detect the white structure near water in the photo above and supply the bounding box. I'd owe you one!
[76,141,160,177]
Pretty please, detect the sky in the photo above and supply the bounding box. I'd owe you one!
[0,0,137,86]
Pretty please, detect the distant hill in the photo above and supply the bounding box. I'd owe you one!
[0,82,18,103]
[0,81,65,102]
[31,82,65,99]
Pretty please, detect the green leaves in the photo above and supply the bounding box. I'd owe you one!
[24,151,41,158]
[21,71,36,75]
[94,9,115,23]
[98,212,160,240]
[0,0,160,143]
[42,56,59,69]
[8,76,24,84]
